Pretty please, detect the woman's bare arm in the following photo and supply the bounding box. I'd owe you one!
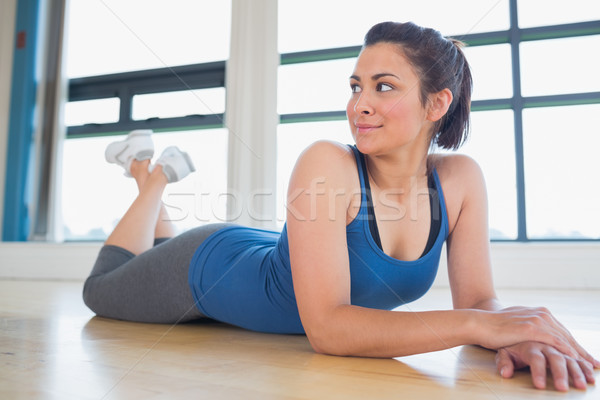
[439,154,599,390]
[286,143,589,360]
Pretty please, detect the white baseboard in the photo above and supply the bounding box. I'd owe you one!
[432,242,600,289]
[0,241,599,289]
[0,242,102,281]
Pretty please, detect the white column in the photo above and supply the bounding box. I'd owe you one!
[225,0,278,229]
[30,0,69,241]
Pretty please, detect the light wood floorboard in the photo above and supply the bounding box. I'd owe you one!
[1,280,598,399]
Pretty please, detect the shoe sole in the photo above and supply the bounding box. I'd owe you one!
[134,149,154,161]
[162,164,177,183]
[158,149,195,183]
[182,152,196,172]
[106,141,154,164]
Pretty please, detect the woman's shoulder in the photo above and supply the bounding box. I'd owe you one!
[287,140,359,203]
[428,153,487,233]
[429,152,484,184]
[287,141,360,225]
[292,140,357,178]
[299,140,355,161]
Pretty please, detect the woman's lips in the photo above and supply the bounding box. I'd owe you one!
[355,123,382,134]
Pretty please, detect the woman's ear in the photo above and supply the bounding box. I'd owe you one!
[427,88,453,122]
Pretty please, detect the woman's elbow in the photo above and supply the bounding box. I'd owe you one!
[306,332,329,355]
[305,326,353,356]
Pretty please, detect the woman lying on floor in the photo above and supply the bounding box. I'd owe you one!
[83,21,599,392]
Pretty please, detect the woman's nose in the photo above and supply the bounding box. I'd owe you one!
[353,94,374,115]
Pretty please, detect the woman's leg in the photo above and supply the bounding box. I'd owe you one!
[127,158,177,241]
[83,140,205,323]
[155,204,177,240]
[83,223,231,323]
[104,160,169,255]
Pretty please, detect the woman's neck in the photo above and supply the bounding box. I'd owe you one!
[364,142,430,193]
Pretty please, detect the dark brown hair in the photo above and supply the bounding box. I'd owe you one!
[364,21,472,150]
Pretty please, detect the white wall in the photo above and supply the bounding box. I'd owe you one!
[431,242,600,289]
[1,241,599,289]
[0,0,17,231]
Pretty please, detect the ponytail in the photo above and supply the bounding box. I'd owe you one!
[435,40,472,150]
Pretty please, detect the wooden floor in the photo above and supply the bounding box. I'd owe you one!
[0,280,598,399]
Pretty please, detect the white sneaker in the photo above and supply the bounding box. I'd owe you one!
[105,130,154,176]
[153,146,196,183]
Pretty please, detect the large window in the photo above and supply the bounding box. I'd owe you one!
[60,0,600,241]
[62,0,231,240]
[277,0,600,241]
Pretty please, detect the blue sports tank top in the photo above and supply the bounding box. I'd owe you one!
[188,145,449,334]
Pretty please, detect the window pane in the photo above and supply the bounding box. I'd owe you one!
[278,59,356,114]
[276,121,353,227]
[442,110,518,239]
[132,88,226,120]
[279,0,509,53]
[61,129,228,240]
[518,0,600,28]
[64,98,120,126]
[65,0,231,78]
[520,36,600,97]
[277,44,515,112]
[464,44,513,101]
[523,105,600,239]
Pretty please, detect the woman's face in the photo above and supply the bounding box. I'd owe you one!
[346,42,431,155]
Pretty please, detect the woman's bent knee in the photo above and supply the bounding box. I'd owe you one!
[82,276,100,314]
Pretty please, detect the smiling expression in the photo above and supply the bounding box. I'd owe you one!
[346,42,433,156]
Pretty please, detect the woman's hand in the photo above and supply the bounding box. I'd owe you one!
[478,306,599,364]
[496,341,598,391]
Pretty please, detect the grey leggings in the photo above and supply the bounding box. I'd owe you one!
[83,223,234,323]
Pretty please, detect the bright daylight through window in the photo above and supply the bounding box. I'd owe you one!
[62,0,600,241]
[63,0,231,239]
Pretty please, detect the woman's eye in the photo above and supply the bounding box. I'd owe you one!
[350,84,362,94]
[377,83,393,92]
